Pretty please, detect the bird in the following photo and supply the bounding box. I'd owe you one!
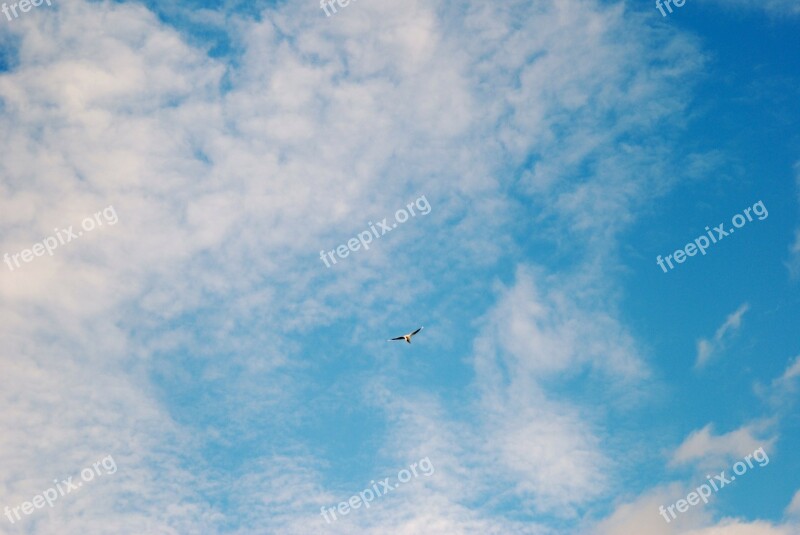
[388,327,424,344]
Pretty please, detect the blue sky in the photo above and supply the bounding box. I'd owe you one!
[0,0,799,534]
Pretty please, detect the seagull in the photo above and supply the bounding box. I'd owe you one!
[388,326,424,344]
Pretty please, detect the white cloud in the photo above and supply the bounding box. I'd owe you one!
[669,422,775,469]
[777,356,800,384]
[590,484,713,535]
[591,480,799,535]
[0,0,719,532]
[756,355,800,407]
[789,231,800,277]
[786,490,800,518]
[788,162,800,277]
[695,304,749,369]
[469,266,649,515]
[682,521,796,535]
[277,264,655,532]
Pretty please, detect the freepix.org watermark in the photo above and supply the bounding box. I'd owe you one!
[320,0,356,17]
[656,0,687,17]
[659,446,769,523]
[320,457,434,523]
[319,195,431,268]
[656,200,767,273]
[2,0,52,22]
[3,205,118,272]
[4,455,117,524]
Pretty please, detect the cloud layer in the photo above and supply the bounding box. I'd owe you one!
[0,0,795,534]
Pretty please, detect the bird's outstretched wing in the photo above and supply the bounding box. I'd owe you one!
[388,336,405,341]
[410,327,423,336]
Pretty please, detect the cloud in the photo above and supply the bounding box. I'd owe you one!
[789,231,800,277]
[591,475,798,535]
[669,422,776,470]
[695,303,749,369]
[756,355,800,407]
[588,419,787,534]
[468,266,649,516]
[0,0,725,532]
[290,264,654,532]
[786,490,800,518]
[787,162,800,277]
[776,356,800,386]
[681,521,796,535]
[590,484,713,535]
[597,514,796,535]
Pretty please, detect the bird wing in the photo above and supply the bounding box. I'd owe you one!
[410,326,423,336]
[389,336,405,341]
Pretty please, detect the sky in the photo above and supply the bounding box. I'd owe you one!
[0,0,798,534]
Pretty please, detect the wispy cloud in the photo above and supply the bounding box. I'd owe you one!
[591,483,713,535]
[1,0,795,533]
[787,490,800,518]
[758,355,800,406]
[695,303,749,369]
[467,266,649,516]
[669,422,776,470]
[776,356,800,386]
[787,162,800,277]
[789,231,800,277]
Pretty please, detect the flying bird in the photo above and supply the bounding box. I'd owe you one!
[388,326,424,344]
